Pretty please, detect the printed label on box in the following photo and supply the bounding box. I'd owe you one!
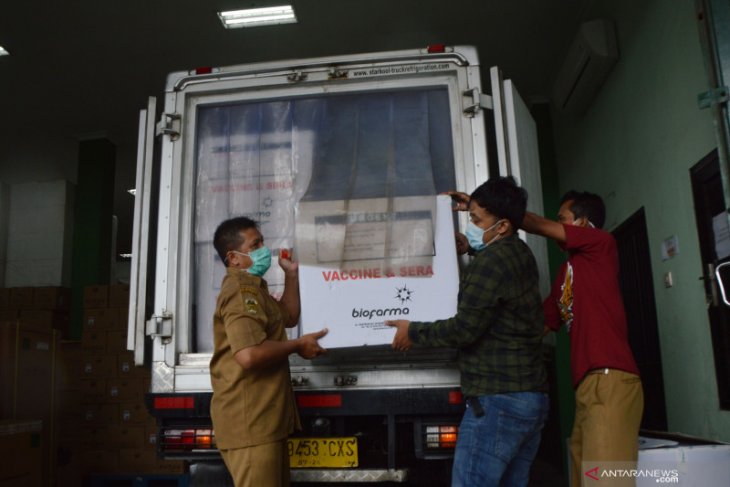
[298,195,459,348]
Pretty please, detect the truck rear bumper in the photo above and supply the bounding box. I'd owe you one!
[291,468,407,483]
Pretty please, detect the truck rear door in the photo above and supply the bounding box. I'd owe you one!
[136,47,491,391]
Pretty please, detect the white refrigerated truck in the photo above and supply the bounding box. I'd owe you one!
[127,44,548,484]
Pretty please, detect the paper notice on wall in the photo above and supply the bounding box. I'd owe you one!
[297,195,459,348]
[713,212,730,260]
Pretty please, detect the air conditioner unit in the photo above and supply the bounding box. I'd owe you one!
[553,19,618,115]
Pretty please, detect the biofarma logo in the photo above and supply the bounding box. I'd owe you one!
[395,285,414,304]
[351,285,414,319]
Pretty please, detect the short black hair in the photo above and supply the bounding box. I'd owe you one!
[560,191,606,229]
[469,176,527,230]
[213,217,258,265]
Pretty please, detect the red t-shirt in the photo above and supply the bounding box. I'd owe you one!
[544,224,639,387]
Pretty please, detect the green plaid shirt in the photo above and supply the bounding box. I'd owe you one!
[409,234,547,397]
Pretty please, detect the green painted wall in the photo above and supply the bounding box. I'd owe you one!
[552,0,730,440]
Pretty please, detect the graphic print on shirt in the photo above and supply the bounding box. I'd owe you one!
[558,262,574,332]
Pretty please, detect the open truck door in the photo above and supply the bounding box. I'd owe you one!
[491,67,551,297]
[127,97,156,365]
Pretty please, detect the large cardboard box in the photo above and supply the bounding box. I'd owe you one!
[81,353,117,378]
[56,341,84,390]
[81,403,119,425]
[32,286,71,310]
[118,448,157,472]
[81,449,118,474]
[106,425,145,448]
[82,308,120,330]
[0,322,56,420]
[9,287,34,309]
[0,420,42,486]
[107,377,144,402]
[80,426,108,449]
[83,285,108,309]
[635,433,730,486]
[119,401,149,425]
[297,195,459,348]
[109,283,130,308]
[80,379,106,402]
[144,424,158,450]
[19,309,70,336]
[118,351,150,378]
[106,329,128,352]
[55,440,84,487]
[0,309,18,322]
[81,328,107,351]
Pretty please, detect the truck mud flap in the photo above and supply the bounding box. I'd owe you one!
[189,462,233,487]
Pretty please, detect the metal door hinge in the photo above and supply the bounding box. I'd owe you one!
[698,87,729,109]
[146,310,173,343]
[463,88,493,116]
[156,113,181,140]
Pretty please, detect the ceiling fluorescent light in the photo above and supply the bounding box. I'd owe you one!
[218,5,297,28]
[0,46,9,56]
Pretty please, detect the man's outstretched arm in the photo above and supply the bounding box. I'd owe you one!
[521,212,566,243]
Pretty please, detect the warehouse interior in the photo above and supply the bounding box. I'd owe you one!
[1,0,730,485]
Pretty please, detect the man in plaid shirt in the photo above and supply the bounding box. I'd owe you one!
[388,176,548,487]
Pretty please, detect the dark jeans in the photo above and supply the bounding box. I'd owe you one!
[452,391,549,487]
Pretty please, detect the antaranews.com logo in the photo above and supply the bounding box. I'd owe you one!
[584,465,679,483]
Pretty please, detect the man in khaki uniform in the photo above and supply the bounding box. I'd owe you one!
[210,217,328,487]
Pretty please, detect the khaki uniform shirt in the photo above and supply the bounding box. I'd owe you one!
[210,267,300,450]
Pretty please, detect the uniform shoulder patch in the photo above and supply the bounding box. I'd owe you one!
[244,297,260,315]
[239,284,261,315]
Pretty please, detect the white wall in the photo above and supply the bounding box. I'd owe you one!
[5,180,75,287]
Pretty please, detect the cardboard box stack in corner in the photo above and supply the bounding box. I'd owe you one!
[1,286,67,487]
[55,283,185,483]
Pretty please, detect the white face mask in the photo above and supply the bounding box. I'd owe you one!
[574,217,595,228]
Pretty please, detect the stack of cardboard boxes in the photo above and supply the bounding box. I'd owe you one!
[0,420,43,487]
[55,283,184,483]
[0,287,64,487]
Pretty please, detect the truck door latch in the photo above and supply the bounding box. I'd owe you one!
[146,310,173,343]
[698,87,729,109]
[156,113,181,140]
[462,88,493,117]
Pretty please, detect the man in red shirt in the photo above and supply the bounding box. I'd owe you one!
[521,191,644,487]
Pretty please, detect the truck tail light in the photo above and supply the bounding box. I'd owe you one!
[296,394,342,408]
[161,428,216,451]
[424,425,458,449]
[153,396,195,410]
[448,390,463,404]
[427,44,446,53]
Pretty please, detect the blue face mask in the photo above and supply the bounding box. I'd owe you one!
[465,220,504,252]
[231,246,272,276]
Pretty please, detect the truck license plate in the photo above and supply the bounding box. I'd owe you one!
[288,437,358,468]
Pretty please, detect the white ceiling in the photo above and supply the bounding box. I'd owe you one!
[0,0,597,253]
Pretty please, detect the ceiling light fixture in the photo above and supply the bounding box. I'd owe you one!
[218,5,297,29]
[0,46,9,56]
